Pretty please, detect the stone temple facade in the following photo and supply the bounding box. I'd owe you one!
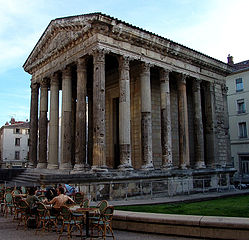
[23,13,235,194]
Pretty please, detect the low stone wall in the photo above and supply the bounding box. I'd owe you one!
[113,210,249,240]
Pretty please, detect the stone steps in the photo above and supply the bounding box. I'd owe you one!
[6,170,41,187]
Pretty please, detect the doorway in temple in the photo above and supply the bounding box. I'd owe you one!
[113,97,120,168]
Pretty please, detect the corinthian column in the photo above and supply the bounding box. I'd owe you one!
[47,73,59,169]
[118,56,133,170]
[74,58,87,171]
[204,82,218,168]
[60,66,72,170]
[29,80,39,168]
[222,84,232,167]
[92,49,107,171]
[140,62,153,170]
[177,74,190,169]
[192,79,205,169]
[160,69,173,169]
[37,78,48,169]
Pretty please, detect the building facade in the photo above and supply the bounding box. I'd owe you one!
[0,119,30,168]
[23,13,233,182]
[226,56,249,181]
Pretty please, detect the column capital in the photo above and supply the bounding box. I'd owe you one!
[160,68,171,83]
[119,55,130,71]
[141,62,152,73]
[30,81,39,91]
[62,65,71,77]
[92,47,108,63]
[77,57,87,69]
[50,72,60,86]
[177,73,188,84]
[39,78,49,88]
[192,78,202,92]
[221,83,228,95]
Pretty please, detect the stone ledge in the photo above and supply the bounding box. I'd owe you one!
[113,210,249,239]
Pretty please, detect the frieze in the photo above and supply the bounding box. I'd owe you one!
[24,13,232,78]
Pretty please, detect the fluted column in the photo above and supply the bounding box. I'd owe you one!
[37,78,48,169]
[60,66,73,170]
[74,58,87,171]
[118,56,133,170]
[204,82,218,168]
[160,69,173,169]
[47,73,59,169]
[29,80,39,168]
[192,79,205,169]
[140,62,153,170]
[222,84,232,167]
[92,49,107,171]
[177,74,190,169]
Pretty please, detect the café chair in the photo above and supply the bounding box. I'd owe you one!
[36,202,57,234]
[80,199,90,208]
[58,205,83,240]
[0,190,5,215]
[12,189,21,195]
[16,199,32,230]
[21,186,27,194]
[90,206,115,240]
[12,195,22,221]
[3,192,14,217]
[74,192,84,205]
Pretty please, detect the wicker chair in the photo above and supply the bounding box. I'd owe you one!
[90,206,115,240]
[36,202,57,234]
[58,205,83,240]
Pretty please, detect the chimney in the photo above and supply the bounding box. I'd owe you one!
[227,54,234,66]
[10,117,15,125]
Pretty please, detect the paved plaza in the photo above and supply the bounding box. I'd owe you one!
[0,214,201,240]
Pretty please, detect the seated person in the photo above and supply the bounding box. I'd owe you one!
[26,187,40,214]
[44,187,75,215]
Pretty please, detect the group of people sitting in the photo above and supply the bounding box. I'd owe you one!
[26,185,76,215]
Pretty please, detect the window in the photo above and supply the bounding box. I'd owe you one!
[239,122,247,138]
[237,99,246,114]
[240,155,249,176]
[15,151,20,160]
[236,78,243,92]
[15,128,20,134]
[15,138,20,146]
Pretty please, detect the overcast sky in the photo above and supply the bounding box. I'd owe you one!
[0,0,248,126]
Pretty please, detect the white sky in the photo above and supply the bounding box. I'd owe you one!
[0,0,249,126]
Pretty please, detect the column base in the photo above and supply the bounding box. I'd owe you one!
[195,161,206,169]
[179,163,188,170]
[162,164,173,170]
[60,162,72,170]
[47,163,59,170]
[73,163,90,172]
[141,163,154,170]
[27,162,37,169]
[91,165,108,172]
[118,163,133,171]
[37,163,47,169]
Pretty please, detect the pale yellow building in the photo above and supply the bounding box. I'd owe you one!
[226,56,249,181]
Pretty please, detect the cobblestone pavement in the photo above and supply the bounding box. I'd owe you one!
[0,215,202,240]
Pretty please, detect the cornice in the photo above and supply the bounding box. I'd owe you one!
[23,12,233,77]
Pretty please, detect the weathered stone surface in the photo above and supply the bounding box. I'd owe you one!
[37,78,48,169]
[74,58,87,171]
[29,81,39,168]
[23,13,234,185]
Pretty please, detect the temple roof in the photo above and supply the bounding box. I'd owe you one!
[23,12,232,76]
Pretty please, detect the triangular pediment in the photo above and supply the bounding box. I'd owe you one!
[35,29,82,62]
[23,13,99,72]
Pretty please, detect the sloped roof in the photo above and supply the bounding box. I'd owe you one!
[23,12,232,75]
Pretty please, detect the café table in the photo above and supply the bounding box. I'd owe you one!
[70,205,98,238]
